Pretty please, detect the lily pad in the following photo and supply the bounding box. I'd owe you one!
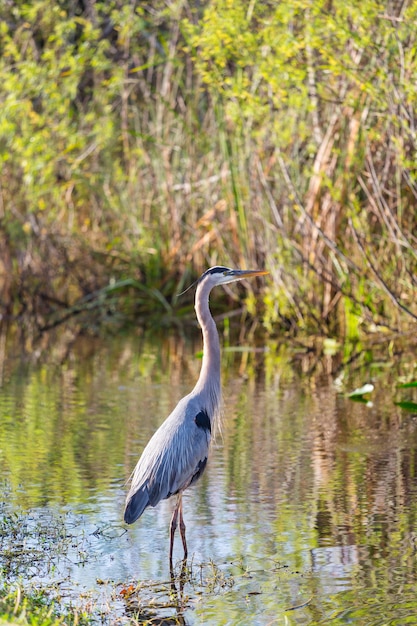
[347,384,374,398]
[394,401,417,413]
[397,381,417,389]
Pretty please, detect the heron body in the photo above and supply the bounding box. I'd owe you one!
[124,397,214,524]
[124,266,267,565]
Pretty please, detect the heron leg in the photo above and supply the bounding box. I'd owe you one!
[169,496,180,568]
[178,495,187,560]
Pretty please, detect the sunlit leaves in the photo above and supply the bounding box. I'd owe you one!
[0,0,416,332]
[0,0,125,223]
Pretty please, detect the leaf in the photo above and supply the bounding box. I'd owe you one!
[394,401,417,413]
[323,337,341,355]
[120,584,135,597]
[247,591,262,595]
[347,384,374,398]
[397,381,417,389]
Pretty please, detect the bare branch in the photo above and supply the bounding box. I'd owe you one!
[349,218,417,322]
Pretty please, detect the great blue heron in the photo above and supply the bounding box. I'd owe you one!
[124,266,268,565]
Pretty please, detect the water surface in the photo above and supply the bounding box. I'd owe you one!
[1,326,417,624]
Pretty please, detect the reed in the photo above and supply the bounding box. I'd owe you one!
[0,0,416,335]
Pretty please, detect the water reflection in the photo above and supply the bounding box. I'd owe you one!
[0,327,417,624]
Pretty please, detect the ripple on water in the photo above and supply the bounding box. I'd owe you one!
[2,333,417,625]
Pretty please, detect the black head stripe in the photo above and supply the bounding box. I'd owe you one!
[206,266,230,275]
[180,266,230,296]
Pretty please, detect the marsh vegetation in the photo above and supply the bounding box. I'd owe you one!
[1,0,417,623]
[1,0,417,336]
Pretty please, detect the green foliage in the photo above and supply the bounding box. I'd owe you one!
[1,3,115,211]
[184,0,417,332]
[1,0,417,335]
[0,583,89,625]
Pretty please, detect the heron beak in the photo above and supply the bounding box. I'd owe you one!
[227,269,269,280]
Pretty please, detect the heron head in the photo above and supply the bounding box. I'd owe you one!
[200,266,269,287]
[178,266,268,297]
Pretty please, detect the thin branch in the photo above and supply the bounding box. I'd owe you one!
[255,156,283,229]
[349,218,417,322]
[275,148,360,272]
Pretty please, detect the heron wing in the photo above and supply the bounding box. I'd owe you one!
[124,399,212,524]
[124,485,150,524]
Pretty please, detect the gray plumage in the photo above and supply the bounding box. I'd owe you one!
[124,397,213,523]
[124,266,268,564]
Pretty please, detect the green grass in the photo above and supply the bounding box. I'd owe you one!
[0,585,90,626]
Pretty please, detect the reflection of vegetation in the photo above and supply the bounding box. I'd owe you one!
[0,333,178,506]
[1,330,417,623]
[1,2,417,334]
[216,338,417,622]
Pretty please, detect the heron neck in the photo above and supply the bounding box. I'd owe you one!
[193,280,221,413]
